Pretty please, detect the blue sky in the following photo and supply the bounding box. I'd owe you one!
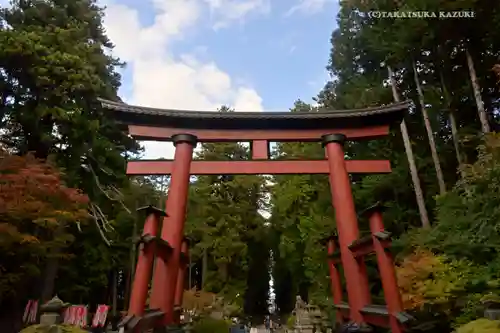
[0,0,341,157]
[99,0,340,158]
[103,0,339,108]
[0,0,340,157]
[112,0,339,111]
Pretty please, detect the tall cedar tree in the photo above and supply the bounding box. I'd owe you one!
[185,106,270,316]
[0,0,140,312]
[272,0,500,325]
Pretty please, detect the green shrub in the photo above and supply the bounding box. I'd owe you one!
[456,319,500,333]
[191,317,231,333]
[20,324,88,333]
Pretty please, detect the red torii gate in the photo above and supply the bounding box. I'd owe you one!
[101,98,414,332]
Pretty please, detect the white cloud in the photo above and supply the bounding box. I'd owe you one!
[285,0,333,17]
[102,0,267,159]
[204,0,271,30]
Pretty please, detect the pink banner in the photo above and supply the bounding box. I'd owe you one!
[76,305,88,327]
[92,304,110,327]
[23,300,38,324]
[64,306,76,325]
[64,305,87,327]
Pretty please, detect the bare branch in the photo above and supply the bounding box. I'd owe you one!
[94,218,111,246]
[87,163,132,215]
[93,203,114,232]
[109,185,132,214]
[88,203,112,246]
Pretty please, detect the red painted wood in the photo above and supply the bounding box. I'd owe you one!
[351,244,374,258]
[358,259,371,303]
[324,140,371,323]
[150,141,195,325]
[369,210,404,333]
[330,258,342,265]
[128,125,389,141]
[363,314,389,328]
[251,140,269,159]
[126,160,391,175]
[351,241,391,258]
[337,307,350,315]
[128,212,160,317]
[174,240,189,324]
[327,239,344,325]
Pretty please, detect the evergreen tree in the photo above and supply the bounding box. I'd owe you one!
[185,106,270,315]
[0,0,141,322]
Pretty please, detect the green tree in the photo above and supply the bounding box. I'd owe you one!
[274,0,500,324]
[185,106,270,315]
[0,152,88,309]
[0,0,140,321]
[270,101,335,313]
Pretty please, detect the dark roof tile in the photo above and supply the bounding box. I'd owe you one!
[99,98,411,130]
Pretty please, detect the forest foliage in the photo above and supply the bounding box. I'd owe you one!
[1,0,500,332]
[0,152,88,303]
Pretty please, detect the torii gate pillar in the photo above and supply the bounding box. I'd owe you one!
[174,238,190,323]
[322,134,371,323]
[150,134,197,325]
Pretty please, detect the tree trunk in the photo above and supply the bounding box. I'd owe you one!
[125,213,139,307]
[188,251,192,290]
[437,45,463,172]
[388,66,430,228]
[449,111,465,170]
[202,248,208,289]
[466,48,490,133]
[40,256,60,302]
[439,71,464,173]
[112,270,118,316]
[220,263,229,282]
[412,60,446,194]
[124,269,131,312]
[40,225,64,303]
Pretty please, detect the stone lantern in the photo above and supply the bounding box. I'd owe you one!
[39,296,69,326]
[482,294,500,320]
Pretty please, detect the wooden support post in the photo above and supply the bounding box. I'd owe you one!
[128,206,166,317]
[365,203,404,333]
[251,140,269,159]
[327,237,344,325]
[174,238,190,324]
[322,133,371,324]
[150,134,197,325]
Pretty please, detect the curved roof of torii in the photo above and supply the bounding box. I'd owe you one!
[98,98,411,130]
